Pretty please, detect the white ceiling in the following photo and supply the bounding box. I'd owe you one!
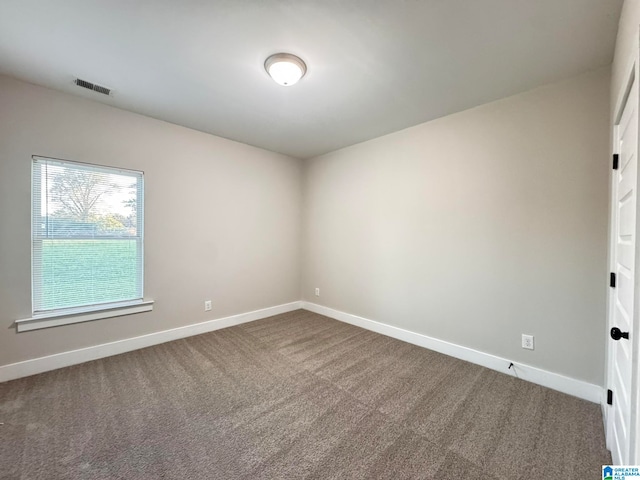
[0,1,623,159]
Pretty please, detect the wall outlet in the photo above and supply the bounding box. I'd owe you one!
[204,300,212,312]
[522,334,534,350]
[315,288,320,297]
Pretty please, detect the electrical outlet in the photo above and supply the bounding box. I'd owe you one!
[522,334,534,350]
[204,300,212,312]
[315,288,320,296]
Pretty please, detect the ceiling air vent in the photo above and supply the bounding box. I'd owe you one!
[74,78,111,96]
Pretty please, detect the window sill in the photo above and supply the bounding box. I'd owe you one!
[15,300,154,332]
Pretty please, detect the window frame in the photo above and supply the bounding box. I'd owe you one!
[17,156,152,332]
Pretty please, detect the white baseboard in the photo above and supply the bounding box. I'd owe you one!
[0,301,302,383]
[2,300,604,405]
[302,302,603,404]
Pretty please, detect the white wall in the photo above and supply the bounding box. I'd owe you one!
[302,68,610,385]
[0,75,302,367]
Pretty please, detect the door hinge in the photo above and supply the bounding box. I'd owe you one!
[607,389,613,405]
[613,154,619,170]
[610,272,617,288]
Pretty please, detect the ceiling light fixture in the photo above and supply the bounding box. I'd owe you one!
[264,53,307,87]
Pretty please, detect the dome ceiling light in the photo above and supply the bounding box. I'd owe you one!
[264,53,307,87]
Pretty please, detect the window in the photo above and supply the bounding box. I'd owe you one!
[19,156,151,332]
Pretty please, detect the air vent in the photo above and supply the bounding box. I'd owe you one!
[74,78,111,96]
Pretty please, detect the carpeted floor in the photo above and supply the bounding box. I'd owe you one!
[0,309,610,479]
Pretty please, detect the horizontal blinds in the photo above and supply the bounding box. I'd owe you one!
[32,157,144,313]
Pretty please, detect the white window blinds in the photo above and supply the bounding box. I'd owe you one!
[32,156,144,314]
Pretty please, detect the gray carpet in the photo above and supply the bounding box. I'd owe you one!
[0,309,610,479]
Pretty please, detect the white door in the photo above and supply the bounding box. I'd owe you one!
[608,74,639,465]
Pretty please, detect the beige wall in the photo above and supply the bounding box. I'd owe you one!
[0,75,302,366]
[302,68,610,385]
[0,65,612,386]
